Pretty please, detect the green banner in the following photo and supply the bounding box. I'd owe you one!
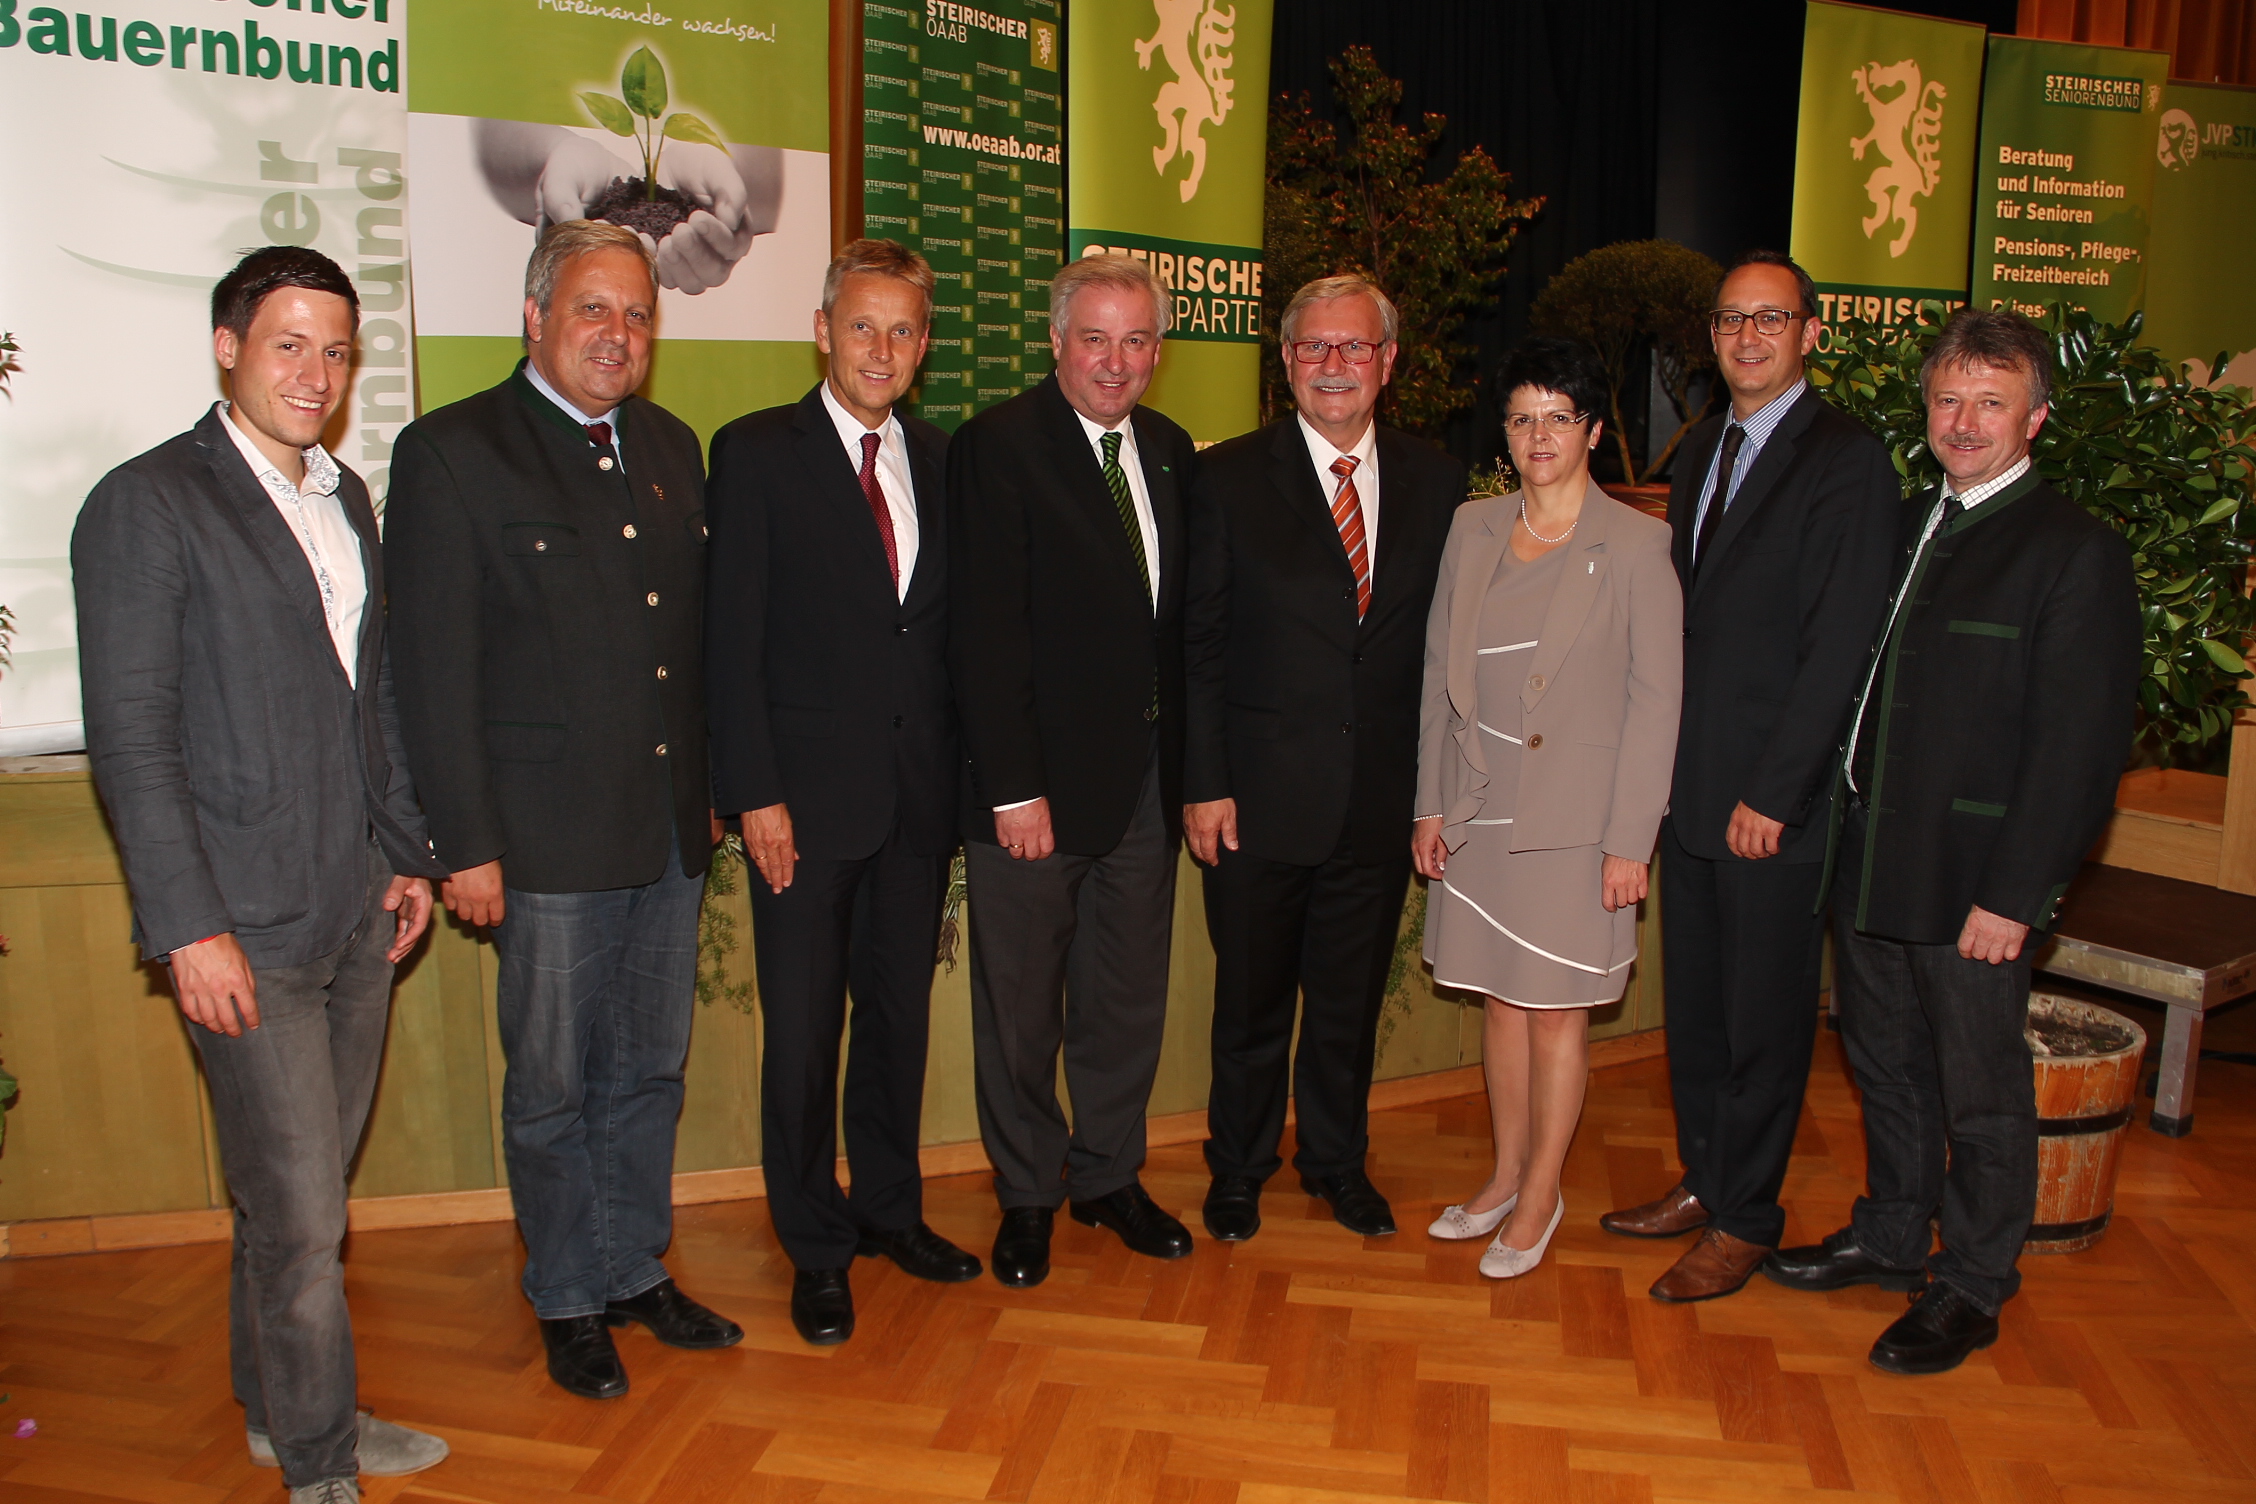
[404,0,832,444]
[861,0,1065,431]
[1970,35,2170,324]
[2145,80,2256,385]
[1791,1,1988,340]
[1067,0,1272,441]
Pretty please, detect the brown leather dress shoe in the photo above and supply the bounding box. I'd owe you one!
[1600,1182,1708,1239]
[1649,1226,1772,1302]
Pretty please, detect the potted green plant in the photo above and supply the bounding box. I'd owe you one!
[1262,47,1544,435]
[1528,239,1723,488]
[1810,303,2254,767]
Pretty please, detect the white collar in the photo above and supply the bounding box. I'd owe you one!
[217,401,339,498]
[819,379,899,445]
[1073,407,1135,449]
[1297,412,1377,472]
[522,359,618,428]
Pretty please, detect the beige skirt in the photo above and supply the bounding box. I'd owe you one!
[1423,825,1637,1010]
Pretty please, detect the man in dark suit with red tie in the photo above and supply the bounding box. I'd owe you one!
[1182,275,1464,1241]
[705,240,979,1346]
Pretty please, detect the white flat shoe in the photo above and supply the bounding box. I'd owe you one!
[1427,1194,1517,1240]
[1479,1193,1565,1279]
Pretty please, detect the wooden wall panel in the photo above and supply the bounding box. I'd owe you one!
[346,919,503,1199]
[0,884,211,1221]
[1,770,1665,1229]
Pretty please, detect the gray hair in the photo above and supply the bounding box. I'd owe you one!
[1280,274,1400,346]
[524,219,655,315]
[1921,307,2054,411]
[1049,252,1171,335]
[822,237,936,322]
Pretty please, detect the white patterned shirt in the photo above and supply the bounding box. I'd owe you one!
[217,402,365,687]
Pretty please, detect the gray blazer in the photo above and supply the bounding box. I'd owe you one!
[73,406,444,967]
[1417,481,1683,859]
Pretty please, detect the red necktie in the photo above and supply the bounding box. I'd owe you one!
[859,431,901,586]
[1331,455,1370,619]
[585,421,613,451]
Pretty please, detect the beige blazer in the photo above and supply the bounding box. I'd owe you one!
[1416,480,1683,858]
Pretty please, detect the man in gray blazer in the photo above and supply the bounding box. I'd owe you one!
[74,247,450,1504]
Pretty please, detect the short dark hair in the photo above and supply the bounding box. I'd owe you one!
[1717,248,1818,319]
[1498,336,1609,425]
[1921,307,2054,411]
[211,247,360,338]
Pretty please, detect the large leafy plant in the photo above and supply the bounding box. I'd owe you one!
[1810,305,2255,766]
[581,47,724,202]
[1530,240,1722,484]
[1263,47,1543,435]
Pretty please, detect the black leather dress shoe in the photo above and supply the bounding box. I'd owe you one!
[789,1269,855,1346]
[539,1315,628,1399]
[604,1278,745,1349]
[1070,1183,1192,1260]
[992,1206,1055,1288]
[1300,1168,1396,1237]
[1202,1175,1263,1242]
[1869,1281,1999,1375]
[1763,1229,1927,1294]
[858,1222,983,1283]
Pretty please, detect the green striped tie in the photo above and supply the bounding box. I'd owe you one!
[1100,431,1151,601]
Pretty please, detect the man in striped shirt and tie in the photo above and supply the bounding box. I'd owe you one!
[1181,276,1466,1243]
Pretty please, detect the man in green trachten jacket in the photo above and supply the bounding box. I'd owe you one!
[1762,308,2140,1376]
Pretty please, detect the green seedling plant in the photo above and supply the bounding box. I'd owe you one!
[580,47,725,201]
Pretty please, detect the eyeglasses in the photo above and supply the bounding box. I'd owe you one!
[1503,411,1591,435]
[1710,309,1805,336]
[1290,339,1381,364]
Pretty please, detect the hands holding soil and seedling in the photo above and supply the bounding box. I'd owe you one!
[471,50,784,296]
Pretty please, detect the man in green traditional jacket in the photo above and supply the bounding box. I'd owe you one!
[1763,308,2140,1375]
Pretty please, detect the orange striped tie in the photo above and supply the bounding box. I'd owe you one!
[1331,455,1370,619]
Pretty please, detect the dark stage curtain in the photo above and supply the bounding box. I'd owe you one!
[1270,1,1663,472]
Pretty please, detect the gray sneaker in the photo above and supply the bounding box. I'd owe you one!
[288,1480,360,1504]
[249,1412,450,1476]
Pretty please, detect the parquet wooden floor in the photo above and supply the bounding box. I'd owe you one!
[3,1027,2252,1504]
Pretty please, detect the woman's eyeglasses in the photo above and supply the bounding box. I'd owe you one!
[1503,411,1591,435]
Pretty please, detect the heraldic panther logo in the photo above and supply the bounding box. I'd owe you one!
[1135,0,1237,203]
[2157,108,2200,170]
[1849,59,1947,258]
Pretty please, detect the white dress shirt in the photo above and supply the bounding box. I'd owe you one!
[819,380,920,600]
[1298,413,1381,555]
[523,359,623,474]
[1074,408,1161,611]
[217,402,365,687]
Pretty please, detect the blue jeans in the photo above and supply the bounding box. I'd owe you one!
[191,843,396,1490]
[493,866,702,1318]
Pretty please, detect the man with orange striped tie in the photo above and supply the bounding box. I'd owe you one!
[1182,275,1466,1242]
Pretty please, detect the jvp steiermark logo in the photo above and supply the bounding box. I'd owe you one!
[1135,0,1237,203]
[1850,59,1947,258]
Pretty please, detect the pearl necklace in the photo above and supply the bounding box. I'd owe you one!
[1519,499,1578,545]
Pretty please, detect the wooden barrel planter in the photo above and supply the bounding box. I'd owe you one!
[2025,993,2146,1254]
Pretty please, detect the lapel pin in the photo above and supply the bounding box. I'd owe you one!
[653,484,665,501]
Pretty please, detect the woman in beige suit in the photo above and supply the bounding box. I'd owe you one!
[1414,339,1682,1278]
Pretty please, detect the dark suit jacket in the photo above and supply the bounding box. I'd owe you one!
[1184,418,1464,865]
[1845,472,2139,941]
[385,366,712,892]
[948,373,1197,855]
[73,406,444,966]
[704,386,956,859]
[1667,386,1903,863]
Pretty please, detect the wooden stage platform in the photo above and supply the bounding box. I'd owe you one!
[1,1027,2249,1504]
